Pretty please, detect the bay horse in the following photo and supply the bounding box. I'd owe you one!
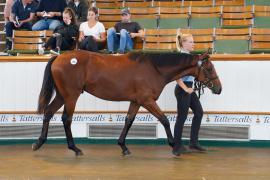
[33,50,222,156]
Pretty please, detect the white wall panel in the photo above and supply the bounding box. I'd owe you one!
[0,61,270,113]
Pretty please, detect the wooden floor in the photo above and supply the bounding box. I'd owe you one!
[0,144,269,180]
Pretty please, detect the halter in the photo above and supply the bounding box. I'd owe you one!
[194,58,219,98]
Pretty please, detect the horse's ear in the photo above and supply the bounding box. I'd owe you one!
[207,48,212,54]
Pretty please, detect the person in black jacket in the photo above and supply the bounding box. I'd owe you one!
[39,7,78,55]
[67,0,88,25]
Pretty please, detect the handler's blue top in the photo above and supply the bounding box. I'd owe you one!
[180,49,195,82]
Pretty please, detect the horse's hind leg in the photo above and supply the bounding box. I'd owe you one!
[118,102,140,156]
[32,93,64,151]
[62,100,83,156]
[143,100,174,148]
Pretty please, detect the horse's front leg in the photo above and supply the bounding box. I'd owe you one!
[118,102,140,156]
[143,100,174,148]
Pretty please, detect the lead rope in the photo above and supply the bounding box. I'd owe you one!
[194,79,205,99]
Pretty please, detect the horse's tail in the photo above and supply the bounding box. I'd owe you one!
[37,56,58,114]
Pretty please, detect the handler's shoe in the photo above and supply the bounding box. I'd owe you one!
[189,144,207,152]
[50,48,60,55]
[172,145,192,156]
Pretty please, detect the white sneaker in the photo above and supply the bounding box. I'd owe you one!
[50,49,60,55]
[38,48,44,55]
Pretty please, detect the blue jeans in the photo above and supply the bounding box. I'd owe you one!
[107,28,133,53]
[32,19,62,31]
[5,22,32,37]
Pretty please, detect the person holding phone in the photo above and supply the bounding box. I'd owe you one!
[78,7,106,52]
[32,0,67,31]
[5,0,37,51]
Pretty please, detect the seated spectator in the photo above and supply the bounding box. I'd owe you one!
[5,0,37,51]
[67,0,88,25]
[32,0,67,31]
[107,8,144,54]
[78,7,106,52]
[38,7,79,55]
[4,0,14,31]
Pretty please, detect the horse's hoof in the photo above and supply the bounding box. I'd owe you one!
[75,151,84,156]
[122,149,131,156]
[32,143,39,151]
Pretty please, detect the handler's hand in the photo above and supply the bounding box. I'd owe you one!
[185,88,194,94]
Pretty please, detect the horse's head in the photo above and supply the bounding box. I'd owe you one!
[195,51,222,94]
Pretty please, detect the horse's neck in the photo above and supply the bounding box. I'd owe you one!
[158,59,198,83]
[170,66,198,82]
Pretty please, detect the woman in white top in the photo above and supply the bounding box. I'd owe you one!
[78,7,106,52]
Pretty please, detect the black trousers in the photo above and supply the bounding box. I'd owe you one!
[174,82,203,148]
[44,34,73,50]
[79,36,105,52]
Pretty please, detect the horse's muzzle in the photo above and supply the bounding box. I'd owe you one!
[213,87,222,95]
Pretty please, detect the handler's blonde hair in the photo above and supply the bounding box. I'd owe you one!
[176,32,193,51]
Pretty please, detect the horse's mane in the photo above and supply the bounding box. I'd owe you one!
[127,51,196,67]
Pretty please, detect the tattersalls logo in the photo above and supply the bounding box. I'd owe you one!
[204,114,254,125]
[114,114,155,122]
[206,115,210,122]
[12,115,16,122]
[262,115,270,124]
[0,113,269,125]
[72,115,106,122]
[0,115,9,123]
[256,115,260,123]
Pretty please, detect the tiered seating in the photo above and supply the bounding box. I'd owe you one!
[3,0,270,54]
[189,6,221,29]
[247,0,270,6]
[130,8,159,29]
[143,28,179,51]
[154,1,182,8]
[8,30,46,55]
[254,6,270,28]
[180,28,215,54]
[94,0,123,8]
[221,6,253,28]
[123,0,153,8]
[182,0,213,7]
[250,28,270,53]
[98,8,121,29]
[215,0,244,6]
[214,28,251,54]
[158,7,189,29]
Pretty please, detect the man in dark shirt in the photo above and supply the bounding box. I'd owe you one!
[107,8,144,54]
[67,0,88,25]
[5,0,37,50]
[32,0,67,30]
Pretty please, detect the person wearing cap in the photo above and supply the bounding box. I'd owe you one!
[107,8,144,54]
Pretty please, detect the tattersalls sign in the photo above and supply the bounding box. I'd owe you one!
[0,113,269,126]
